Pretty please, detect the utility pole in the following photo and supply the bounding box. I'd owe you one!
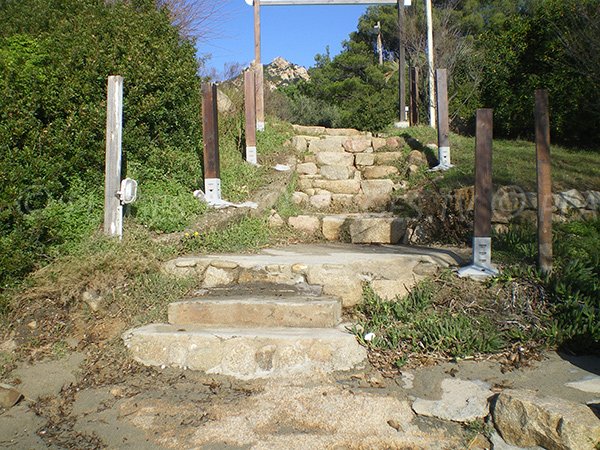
[253,0,265,131]
[397,0,407,124]
[375,21,383,66]
[425,0,436,128]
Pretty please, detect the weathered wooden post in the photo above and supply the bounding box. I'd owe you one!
[244,70,258,165]
[459,108,498,279]
[535,89,553,275]
[202,82,221,201]
[430,68,452,171]
[253,0,265,131]
[409,66,419,126]
[255,64,265,132]
[104,75,123,238]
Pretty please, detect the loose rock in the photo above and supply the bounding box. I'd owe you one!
[0,384,23,408]
[412,378,493,423]
[492,389,600,450]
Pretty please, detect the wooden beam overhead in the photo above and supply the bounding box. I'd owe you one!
[245,0,410,6]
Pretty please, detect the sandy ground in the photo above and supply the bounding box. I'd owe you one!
[1,348,599,449]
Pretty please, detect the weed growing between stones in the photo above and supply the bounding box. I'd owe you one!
[352,272,552,370]
[495,219,600,352]
[180,216,271,254]
[274,174,302,220]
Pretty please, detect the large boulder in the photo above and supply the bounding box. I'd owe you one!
[492,389,600,450]
[292,124,326,135]
[309,139,344,153]
[362,166,399,179]
[313,180,361,195]
[288,215,321,234]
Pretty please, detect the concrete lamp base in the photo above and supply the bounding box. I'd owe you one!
[394,121,410,129]
[204,178,222,202]
[429,146,453,172]
[246,146,257,165]
[458,237,499,280]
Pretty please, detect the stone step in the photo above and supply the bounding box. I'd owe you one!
[287,213,407,244]
[122,324,367,379]
[168,295,341,328]
[164,243,462,306]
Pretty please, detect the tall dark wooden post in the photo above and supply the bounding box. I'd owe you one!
[244,70,258,165]
[459,108,498,278]
[202,82,220,201]
[535,89,553,275]
[409,67,419,126]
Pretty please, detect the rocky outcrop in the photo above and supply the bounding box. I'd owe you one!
[264,57,310,91]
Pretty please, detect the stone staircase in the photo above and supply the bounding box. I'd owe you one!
[123,244,461,379]
[123,281,367,380]
[123,126,457,380]
[278,125,428,244]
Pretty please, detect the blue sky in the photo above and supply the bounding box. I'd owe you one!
[198,1,368,78]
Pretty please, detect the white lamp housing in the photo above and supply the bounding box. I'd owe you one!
[119,178,138,204]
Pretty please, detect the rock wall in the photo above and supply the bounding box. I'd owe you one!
[396,186,600,241]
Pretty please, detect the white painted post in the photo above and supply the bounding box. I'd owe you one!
[104,75,124,239]
[425,0,436,128]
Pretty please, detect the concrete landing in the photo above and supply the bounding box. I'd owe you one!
[168,295,341,328]
[164,243,463,306]
[123,324,367,379]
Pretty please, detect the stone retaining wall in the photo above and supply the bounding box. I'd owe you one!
[397,186,600,241]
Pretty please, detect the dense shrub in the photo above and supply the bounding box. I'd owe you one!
[0,0,202,288]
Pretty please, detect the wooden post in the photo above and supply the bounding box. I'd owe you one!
[255,63,265,131]
[430,68,452,170]
[474,109,493,240]
[202,82,221,201]
[253,0,265,131]
[458,108,498,278]
[397,0,406,123]
[244,70,258,164]
[254,0,261,65]
[535,89,553,275]
[409,67,419,126]
[104,75,123,238]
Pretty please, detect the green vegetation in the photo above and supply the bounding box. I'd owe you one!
[0,0,202,289]
[275,0,599,146]
[495,219,600,351]
[397,126,600,192]
[354,218,600,363]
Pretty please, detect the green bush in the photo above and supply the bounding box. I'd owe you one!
[0,0,202,288]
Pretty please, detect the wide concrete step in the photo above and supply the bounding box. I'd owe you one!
[168,295,341,328]
[164,243,462,307]
[123,324,367,379]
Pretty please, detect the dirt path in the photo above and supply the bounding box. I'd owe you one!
[2,347,599,449]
